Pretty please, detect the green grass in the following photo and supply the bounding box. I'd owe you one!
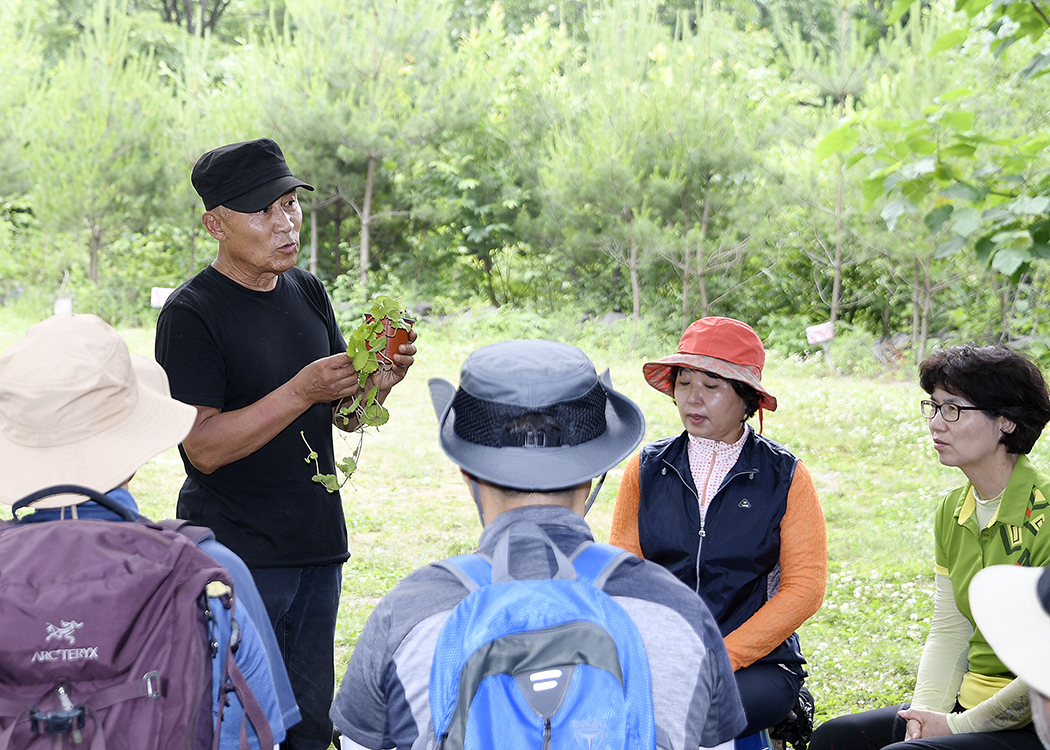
[5,307,1045,727]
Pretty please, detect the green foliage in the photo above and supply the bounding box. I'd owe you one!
[393,7,559,308]
[25,0,179,286]
[940,0,1050,77]
[266,0,463,291]
[859,99,1050,281]
[0,1,40,197]
[851,2,1050,287]
[0,198,36,295]
[447,0,588,38]
[9,0,1050,368]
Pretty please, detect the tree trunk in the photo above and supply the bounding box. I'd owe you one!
[89,226,101,284]
[629,228,640,353]
[919,262,932,364]
[333,206,343,278]
[829,2,848,326]
[910,259,920,351]
[999,279,1010,344]
[831,161,844,325]
[309,206,319,277]
[681,242,690,334]
[630,231,641,324]
[359,155,376,298]
[693,175,713,326]
[482,252,499,307]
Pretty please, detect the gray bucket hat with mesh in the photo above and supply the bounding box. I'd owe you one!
[428,339,646,492]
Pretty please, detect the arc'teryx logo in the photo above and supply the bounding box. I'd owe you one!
[45,620,83,645]
[31,620,98,664]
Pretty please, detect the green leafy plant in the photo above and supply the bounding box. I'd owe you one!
[304,295,413,492]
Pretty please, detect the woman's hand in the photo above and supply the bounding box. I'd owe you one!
[897,707,952,740]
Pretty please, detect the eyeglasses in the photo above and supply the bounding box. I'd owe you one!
[920,399,984,422]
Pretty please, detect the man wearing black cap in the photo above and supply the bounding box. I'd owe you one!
[330,339,746,750]
[156,138,417,750]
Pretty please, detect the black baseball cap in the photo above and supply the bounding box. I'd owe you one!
[191,138,314,213]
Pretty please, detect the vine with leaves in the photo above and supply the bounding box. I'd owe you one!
[302,295,412,492]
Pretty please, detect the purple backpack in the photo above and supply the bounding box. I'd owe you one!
[0,485,273,750]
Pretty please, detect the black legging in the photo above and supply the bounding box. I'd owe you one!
[809,703,1042,750]
[736,662,805,737]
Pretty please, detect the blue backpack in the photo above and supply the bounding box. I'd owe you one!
[429,522,656,750]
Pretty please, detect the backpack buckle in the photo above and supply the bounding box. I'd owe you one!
[29,706,86,735]
[143,671,162,698]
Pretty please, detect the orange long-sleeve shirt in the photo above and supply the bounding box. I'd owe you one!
[610,452,827,671]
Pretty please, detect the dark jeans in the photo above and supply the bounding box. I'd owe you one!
[736,662,805,737]
[809,703,1042,750]
[251,563,343,750]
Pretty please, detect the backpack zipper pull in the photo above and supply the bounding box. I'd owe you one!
[56,685,83,745]
[542,718,552,750]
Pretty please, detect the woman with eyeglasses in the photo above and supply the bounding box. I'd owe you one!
[810,345,1050,750]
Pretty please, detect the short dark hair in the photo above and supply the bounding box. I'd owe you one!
[671,366,762,420]
[495,413,581,495]
[919,345,1050,455]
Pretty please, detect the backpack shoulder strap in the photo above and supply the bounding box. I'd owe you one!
[432,554,492,592]
[571,542,635,589]
[490,522,575,583]
[435,524,609,590]
[12,484,137,522]
[213,595,275,750]
[154,518,217,545]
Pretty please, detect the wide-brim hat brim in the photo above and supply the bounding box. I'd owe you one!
[642,352,777,411]
[223,175,314,213]
[428,369,646,491]
[0,356,196,508]
[970,565,1050,696]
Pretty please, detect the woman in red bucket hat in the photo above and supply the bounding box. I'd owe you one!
[610,317,827,746]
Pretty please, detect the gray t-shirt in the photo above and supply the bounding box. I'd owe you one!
[330,505,746,750]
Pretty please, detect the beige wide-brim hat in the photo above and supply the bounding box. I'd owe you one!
[0,314,196,508]
[970,564,1050,697]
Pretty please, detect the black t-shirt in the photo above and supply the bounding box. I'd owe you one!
[155,265,349,568]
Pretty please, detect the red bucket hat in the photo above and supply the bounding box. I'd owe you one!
[642,317,777,412]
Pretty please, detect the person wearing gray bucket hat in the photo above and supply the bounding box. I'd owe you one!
[0,313,300,748]
[331,339,747,750]
[428,339,647,517]
[610,317,827,746]
[157,138,418,750]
